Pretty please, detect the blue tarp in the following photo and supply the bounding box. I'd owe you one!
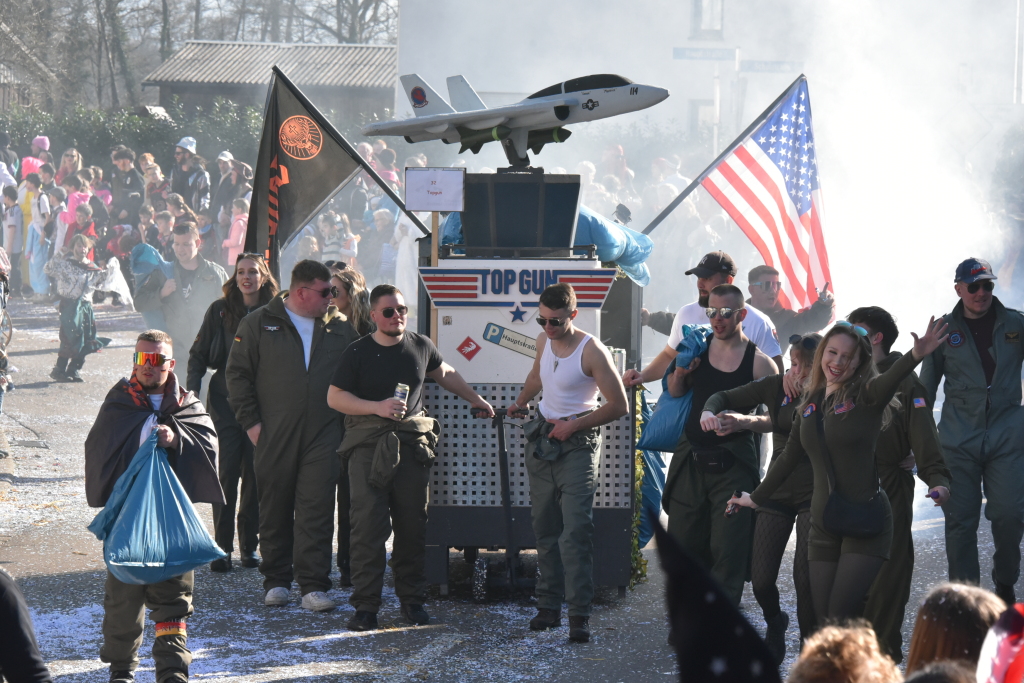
[88,432,225,585]
[637,391,666,548]
[440,205,654,285]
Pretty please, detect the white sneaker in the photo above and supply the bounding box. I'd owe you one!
[264,587,290,606]
[301,591,336,612]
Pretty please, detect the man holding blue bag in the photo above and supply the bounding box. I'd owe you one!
[85,330,224,683]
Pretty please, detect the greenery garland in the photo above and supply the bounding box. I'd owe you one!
[629,385,649,589]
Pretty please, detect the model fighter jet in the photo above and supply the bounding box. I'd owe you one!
[361,73,669,167]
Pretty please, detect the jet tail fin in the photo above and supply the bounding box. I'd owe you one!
[446,75,487,112]
[400,74,454,117]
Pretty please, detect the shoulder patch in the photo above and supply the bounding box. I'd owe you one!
[948,331,964,347]
[834,400,855,415]
[1006,331,1020,343]
[234,336,242,342]
[913,397,927,408]
[802,403,816,418]
[781,395,792,407]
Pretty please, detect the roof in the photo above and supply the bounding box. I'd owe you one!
[142,41,395,89]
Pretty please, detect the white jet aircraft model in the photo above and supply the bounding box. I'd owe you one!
[361,73,669,166]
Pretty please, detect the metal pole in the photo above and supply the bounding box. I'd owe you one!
[713,63,721,155]
[1015,0,1021,104]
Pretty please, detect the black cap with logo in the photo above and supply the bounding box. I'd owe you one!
[954,257,997,284]
[685,251,738,279]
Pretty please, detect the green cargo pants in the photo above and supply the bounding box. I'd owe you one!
[863,466,915,662]
[99,570,193,682]
[524,422,601,618]
[666,444,757,606]
[347,440,431,613]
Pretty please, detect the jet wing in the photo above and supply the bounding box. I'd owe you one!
[361,97,579,136]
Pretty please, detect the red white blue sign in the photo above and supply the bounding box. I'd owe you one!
[419,267,617,309]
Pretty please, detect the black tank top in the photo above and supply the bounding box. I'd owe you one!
[684,340,758,448]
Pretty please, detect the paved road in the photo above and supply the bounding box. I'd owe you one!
[0,297,1014,682]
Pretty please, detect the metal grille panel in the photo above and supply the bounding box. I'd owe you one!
[424,384,633,509]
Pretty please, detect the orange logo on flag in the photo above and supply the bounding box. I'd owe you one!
[279,116,323,160]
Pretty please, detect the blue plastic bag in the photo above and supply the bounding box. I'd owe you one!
[575,206,654,286]
[88,432,225,584]
[635,324,712,452]
[637,391,667,548]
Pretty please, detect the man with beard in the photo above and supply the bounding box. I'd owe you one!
[671,284,778,607]
[625,251,783,393]
[85,330,223,683]
[329,284,493,631]
[746,265,834,354]
[508,283,628,643]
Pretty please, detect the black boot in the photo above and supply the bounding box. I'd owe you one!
[568,616,590,643]
[109,670,135,683]
[764,610,789,663]
[66,358,85,382]
[50,357,69,381]
[530,608,561,630]
[994,570,1016,606]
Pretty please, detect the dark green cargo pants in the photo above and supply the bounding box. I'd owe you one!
[665,444,757,606]
[100,570,193,682]
[347,440,431,613]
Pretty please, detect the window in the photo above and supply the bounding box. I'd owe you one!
[527,83,563,99]
[563,74,633,93]
[691,0,724,40]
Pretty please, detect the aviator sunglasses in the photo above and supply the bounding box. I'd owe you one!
[536,315,570,327]
[789,334,820,351]
[751,281,781,291]
[705,307,743,319]
[300,285,339,299]
[834,320,868,337]
[966,280,994,294]
[133,351,173,367]
[380,305,409,318]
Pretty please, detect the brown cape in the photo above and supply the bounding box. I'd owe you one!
[84,371,224,508]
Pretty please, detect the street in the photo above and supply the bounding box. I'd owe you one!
[0,297,1013,682]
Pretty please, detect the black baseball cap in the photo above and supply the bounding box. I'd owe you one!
[954,257,997,284]
[685,251,737,278]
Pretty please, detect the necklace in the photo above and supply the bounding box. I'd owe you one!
[550,334,575,371]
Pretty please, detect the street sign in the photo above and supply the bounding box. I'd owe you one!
[405,167,466,212]
[739,60,803,73]
[673,47,737,61]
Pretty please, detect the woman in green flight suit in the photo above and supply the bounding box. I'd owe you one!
[729,316,949,623]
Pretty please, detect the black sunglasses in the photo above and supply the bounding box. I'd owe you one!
[788,334,819,351]
[966,280,994,294]
[536,315,569,327]
[380,305,408,318]
[300,285,339,299]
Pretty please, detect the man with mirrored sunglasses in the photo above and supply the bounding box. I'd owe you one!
[226,260,359,613]
[921,257,1024,604]
[747,265,833,354]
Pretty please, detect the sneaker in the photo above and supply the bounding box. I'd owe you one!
[764,610,789,662]
[264,587,290,606]
[301,591,335,612]
[346,610,378,631]
[109,670,135,683]
[529,608,562,630]
[568,616,590,643]
[210,557,231,572]
[401,603,430,625]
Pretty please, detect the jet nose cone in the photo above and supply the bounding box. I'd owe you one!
[652,86,670,103]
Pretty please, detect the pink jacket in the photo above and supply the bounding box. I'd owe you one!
[61,191,90,224]
[223,213,248,266]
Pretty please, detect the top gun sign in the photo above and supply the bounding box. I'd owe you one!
[420,265,616,309]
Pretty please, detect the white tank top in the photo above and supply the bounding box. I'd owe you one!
[538,332,600,419]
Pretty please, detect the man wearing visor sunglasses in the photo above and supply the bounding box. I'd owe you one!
[747,265,834,355]
[329,284,493,632]
[226,260,359,614]
[921,258,1024,605]
[85,330,223,683]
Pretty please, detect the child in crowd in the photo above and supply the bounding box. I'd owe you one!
[24,173,51,299]
[75,168,109,237]
[197,208,222,265]
[138,204,158,246]
[90,166,112,206]
[39,163,56,195]
[65,204,98,260]
[44,186,68,262]
[43,234,116,381]
[153,210,175,261]
[2,186,24,298]
[318,214,342,263]
[222,198,248,266]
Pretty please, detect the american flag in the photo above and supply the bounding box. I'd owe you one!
[645,76,832,311]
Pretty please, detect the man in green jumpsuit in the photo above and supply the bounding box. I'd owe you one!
[226,260,358,612]
[849,306,950,663]
[921,258,1024,605]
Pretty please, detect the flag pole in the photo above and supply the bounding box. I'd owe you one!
[642,74,807,236]
[270,66,431,238]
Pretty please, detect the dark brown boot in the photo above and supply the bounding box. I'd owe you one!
[529,608,561,630]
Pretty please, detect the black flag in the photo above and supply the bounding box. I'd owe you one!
[246,66,428,279]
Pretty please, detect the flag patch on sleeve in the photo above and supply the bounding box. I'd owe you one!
[234,336,242,343]
[913,397,927,408]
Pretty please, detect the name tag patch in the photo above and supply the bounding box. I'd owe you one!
[834,400,855,415]
[1007,332,1020,343]
[802,403,816,418]
[913,397,928,408]
[263,325,281,332]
